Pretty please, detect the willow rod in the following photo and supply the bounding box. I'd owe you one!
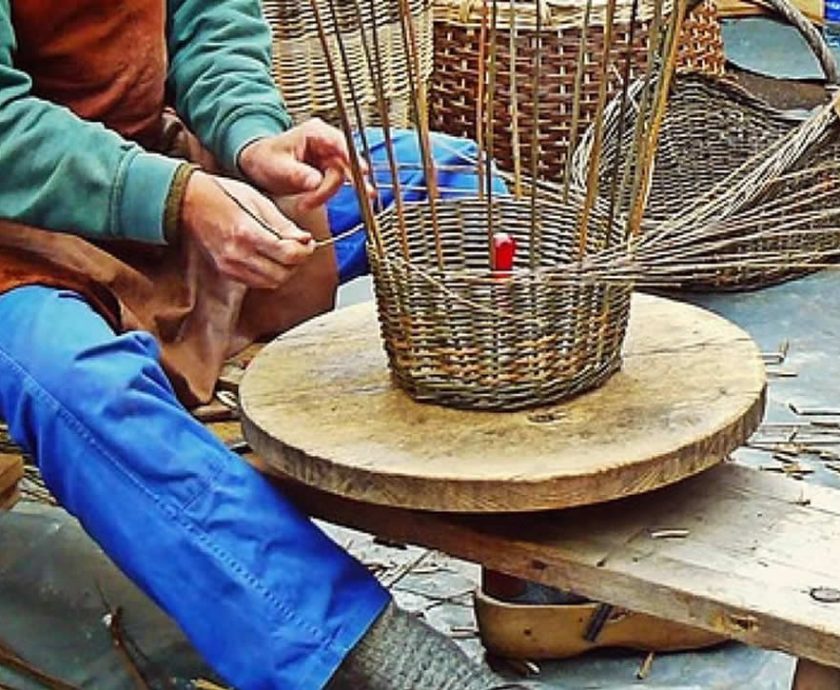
[308,0,383,255]
[615,9,660,243]
[325,0,376,202]
[576,0,618,258]
[486,0,500,264]
[627,0,688,238]
[604,0,641,247]
[396,0,444,267]
[508,0,523,198]
[475,0,489,200]
[562,0,595,202]
[527,0,543,269]
[357,0,411,260]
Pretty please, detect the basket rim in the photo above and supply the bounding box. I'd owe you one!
[432,0,673,29]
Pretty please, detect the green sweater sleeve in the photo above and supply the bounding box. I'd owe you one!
[0,1,179,245]
[167,0,294,173]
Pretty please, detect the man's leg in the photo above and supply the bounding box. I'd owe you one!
[0,285,387,690]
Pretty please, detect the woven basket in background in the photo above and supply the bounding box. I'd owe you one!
[369,196,632,410]
[572,0,840,290]
[429,0,725,181]
[263,0,434,126]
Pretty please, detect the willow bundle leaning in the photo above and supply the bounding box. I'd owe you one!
[571,0,840,289]
[308,0,692,411]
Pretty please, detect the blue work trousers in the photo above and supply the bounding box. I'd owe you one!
[0,131,492,689]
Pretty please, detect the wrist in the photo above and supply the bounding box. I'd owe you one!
[237,138,267,181]
[165,163,199,245]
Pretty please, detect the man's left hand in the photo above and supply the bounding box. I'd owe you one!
[238,118,372,212]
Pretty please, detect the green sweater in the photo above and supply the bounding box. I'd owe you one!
[0,0,293,245]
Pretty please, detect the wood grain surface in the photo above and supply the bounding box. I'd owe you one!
[0,451,23,511]
[241,294,766,512]
[276,462,840,669]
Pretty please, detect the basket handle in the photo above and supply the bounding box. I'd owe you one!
[755,0,840,85]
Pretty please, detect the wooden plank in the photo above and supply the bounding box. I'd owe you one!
[241,295,766,512]
[0,451,23,506]
[272,463,840,668]
[793,660,840,689]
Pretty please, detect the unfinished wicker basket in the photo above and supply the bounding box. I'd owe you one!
[573,0,840,290]
[368,196,632,410]
[263,0,433,126]
[429,0,725,181]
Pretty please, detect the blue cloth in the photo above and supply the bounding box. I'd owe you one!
[0,286,388,690]
[328,129,508,283]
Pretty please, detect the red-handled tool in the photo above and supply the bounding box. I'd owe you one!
[492,232,517,278]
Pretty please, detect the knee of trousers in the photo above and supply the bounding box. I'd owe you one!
[0,288,202,505]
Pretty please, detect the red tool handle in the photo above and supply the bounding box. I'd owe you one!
[492,232,517,276]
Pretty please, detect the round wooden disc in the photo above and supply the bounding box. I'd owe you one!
[240,294,766,513]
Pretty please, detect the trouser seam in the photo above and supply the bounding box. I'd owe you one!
[0,343,339,649]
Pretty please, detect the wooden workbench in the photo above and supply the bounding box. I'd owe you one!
[239,294,840,689]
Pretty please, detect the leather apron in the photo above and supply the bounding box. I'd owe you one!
[0,0,338,407]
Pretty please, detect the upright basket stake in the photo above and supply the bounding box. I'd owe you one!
[562,0,595,202]
[509,0,523,199]
[476,0,489,200]
[397,0,445,268]
[605,0,641,246]
[616,0,662,239]
[308,0,384,256]
[527,0,544,269]
[357,0,411,260]
[486,0,500,264]
[628,0,686,239]
[576,0,619,258]
[325,0,376,202]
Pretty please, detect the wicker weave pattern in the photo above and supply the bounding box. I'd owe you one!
[264,0,433,125]
[429,0,724,180]
[579,74,840,289]
[369,197,632,410]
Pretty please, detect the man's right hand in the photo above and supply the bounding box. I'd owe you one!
[180,171,315,290]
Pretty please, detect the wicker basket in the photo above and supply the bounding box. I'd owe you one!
[263,0,434,126]
[368,196,632,410]
[573,0,840,290]
[428,0,725,181]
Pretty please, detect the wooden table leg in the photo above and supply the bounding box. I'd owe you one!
[793,660,840,690]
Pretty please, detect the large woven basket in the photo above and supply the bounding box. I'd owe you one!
[368,196,632,410]
[573,0,840,290]
[263,0,434,126]
[429,0,725,181]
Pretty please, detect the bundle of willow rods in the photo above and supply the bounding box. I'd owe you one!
[309,0,687,411]
[571,0,840,290]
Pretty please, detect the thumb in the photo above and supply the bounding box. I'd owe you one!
[266,156,323,195]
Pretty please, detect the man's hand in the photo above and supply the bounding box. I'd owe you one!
[180,171,315,289]
[238,118,372,212]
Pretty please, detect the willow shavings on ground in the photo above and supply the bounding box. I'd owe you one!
[0,637,80,690]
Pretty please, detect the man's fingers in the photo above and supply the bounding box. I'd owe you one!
[217,252,297,290]
[261,157,324,196]
[297,167,345,211]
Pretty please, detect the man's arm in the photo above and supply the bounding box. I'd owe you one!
[0,2,180,245]
[166,0,294,174]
